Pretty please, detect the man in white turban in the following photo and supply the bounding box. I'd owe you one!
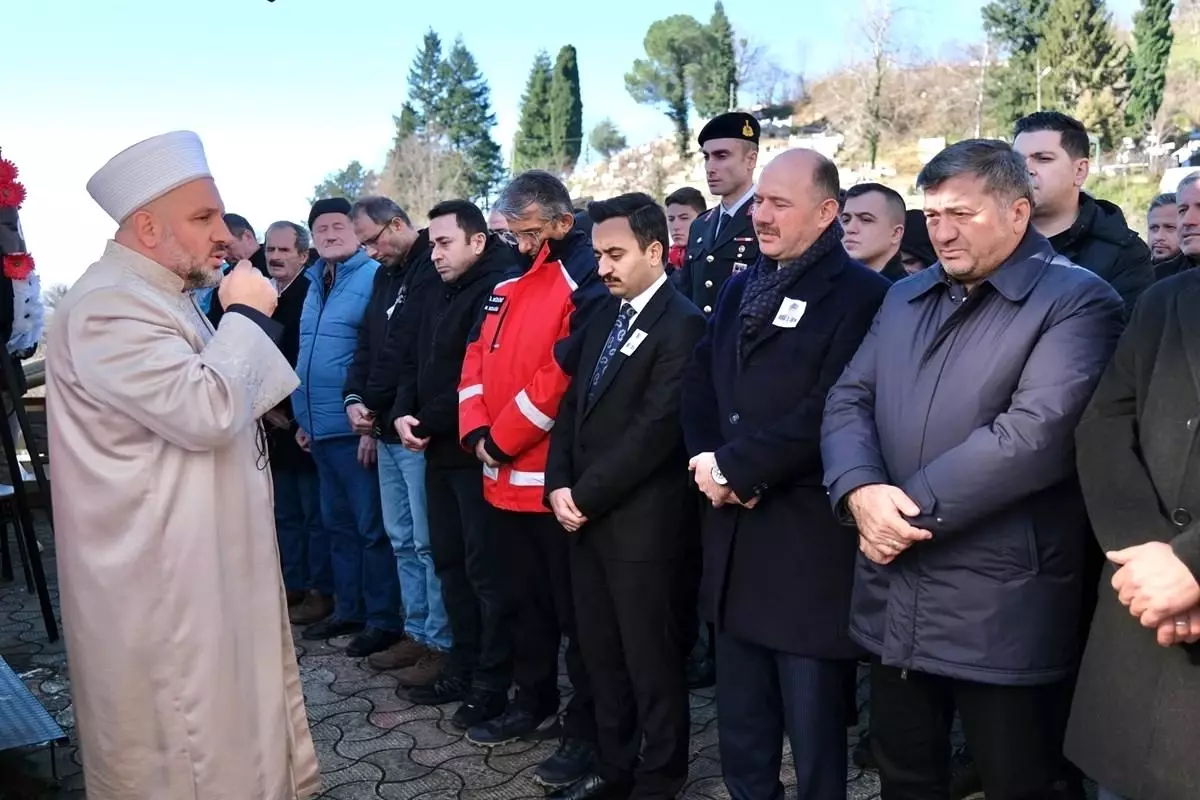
[45,131,321,799]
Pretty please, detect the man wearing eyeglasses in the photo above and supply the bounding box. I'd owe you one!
[343,195,449,686]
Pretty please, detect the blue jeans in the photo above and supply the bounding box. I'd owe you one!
[272,467,333,595]
[378,442,451,651]
[310,437,403,632]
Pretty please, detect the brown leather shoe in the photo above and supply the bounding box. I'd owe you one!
[395,650,445,688]
[289,591,334,626]
[286,590,306,607]
[366,637,427,671]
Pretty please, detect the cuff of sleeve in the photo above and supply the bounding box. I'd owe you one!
[344,394,364,408]
[1171,528,1200,581]
[227,304,283,343]
[828,466,891,520]
[485,435,515,464]
[462,426,488,451]
[714,447,765,502]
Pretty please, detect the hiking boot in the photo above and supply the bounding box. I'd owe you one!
[450,687,508,730]
[534,738,596,788]
[407,674,470,706]
[394,650,446,688]
[289,591,334,626]
[367,637,428,671]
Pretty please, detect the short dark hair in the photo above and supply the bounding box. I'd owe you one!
[812,155,841,202]
[917,139,1033,207]
[350,196,413,228]
[845,182,907,224]
[223,213,255,239]
[496,170,574,221]
[587,192,669,256]
[428,199,487,239]
[1013,111,1090,160]
[1149,192,1177,213]
[664,187,707,215]
[264,220,311,254]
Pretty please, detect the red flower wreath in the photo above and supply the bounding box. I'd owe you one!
[0,158,17,184]
[0,180,25,209]
[3,253,35,281]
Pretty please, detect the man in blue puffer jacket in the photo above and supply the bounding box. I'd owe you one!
[293,197,404,657]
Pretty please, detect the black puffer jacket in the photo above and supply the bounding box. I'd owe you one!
[1048,192,1154,317]
[389,236,518,468]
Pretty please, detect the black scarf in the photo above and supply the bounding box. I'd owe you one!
[738,220,841,361]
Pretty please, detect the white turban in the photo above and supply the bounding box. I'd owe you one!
[86,131,212,223]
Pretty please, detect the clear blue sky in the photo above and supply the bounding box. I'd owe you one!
[3,0,1137,288]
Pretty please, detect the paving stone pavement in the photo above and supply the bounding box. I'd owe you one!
[0,524,881,799]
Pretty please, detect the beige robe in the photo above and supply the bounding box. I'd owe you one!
[46,241,321,800]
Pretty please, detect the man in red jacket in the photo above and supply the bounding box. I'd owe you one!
[458,170,603,789]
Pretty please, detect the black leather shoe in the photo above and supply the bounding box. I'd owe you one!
[346,627,404,658]
[686,655,716,690]
[302,617,364,641]
[466,707,557,746]
[535,738,596,788]
[407,674,469,706]
[450,686,507,730]
[546,773,631,800]
[852,730,877,770]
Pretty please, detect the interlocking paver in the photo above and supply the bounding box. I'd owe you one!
[0,523,881,798]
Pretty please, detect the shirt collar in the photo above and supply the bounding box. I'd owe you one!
[624,272,669,318]
[901,229,1056,304]
[721,184,757,218]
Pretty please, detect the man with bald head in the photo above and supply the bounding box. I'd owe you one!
[46,131,320,799]
[681,148,889,799]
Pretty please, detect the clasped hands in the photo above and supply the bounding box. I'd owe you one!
[846,483,933,566]
[393,415,431,454]
[687,452,759,509]
[1109,541,1200,647]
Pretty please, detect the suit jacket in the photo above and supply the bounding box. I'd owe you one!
[1065,269,1200,800]
[680,243,889,657]
[546,279,706,562]
[675,201,759,316]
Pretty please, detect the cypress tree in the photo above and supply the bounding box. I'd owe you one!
[549,45,584,173]
[513,52,556,172]
[1127,0,1175,127]
[692,2,739,118]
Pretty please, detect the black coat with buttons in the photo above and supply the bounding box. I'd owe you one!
[1065,270,1200,800]
[675,200,759,316]
[680,242,889,657]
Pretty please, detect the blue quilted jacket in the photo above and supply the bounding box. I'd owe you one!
[294,249,379,440]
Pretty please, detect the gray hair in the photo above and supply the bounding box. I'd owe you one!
[1177,171,1200,198]
[350,195,413,228]
[495,170,574,221]
[265,220,311,253]
[1149,192,1177,213]
[917,139,1033,207]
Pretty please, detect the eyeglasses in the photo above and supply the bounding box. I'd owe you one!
[361,218,396,248]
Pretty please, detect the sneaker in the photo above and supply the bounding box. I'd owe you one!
[534,738,596,788]
[395,650,445,688]
[367,637,428,671]
[466,706,557,747]
[302,616,363,641]
[450,687,507,730]
[407,674,469,706]
[290,591,334,626]
[346,627,405,658]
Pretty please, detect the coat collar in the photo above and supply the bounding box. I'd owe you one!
[899,229,1054,305]
[105,240,188,295]
[1175,271,1200,404]
[583,278,676,418]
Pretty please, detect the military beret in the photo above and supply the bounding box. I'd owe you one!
[698,112,760,146]
[308,196,353,229]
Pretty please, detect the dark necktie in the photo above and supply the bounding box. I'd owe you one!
[715,211,729,241]
[588,303,636,402]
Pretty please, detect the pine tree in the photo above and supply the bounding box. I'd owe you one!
[981,0,1051,127]
[407,29,447,138]
[1127,0,1175,128]
[626,15,711,159]
[589,119,628,160]
[549,45,584,173]
[513,52,556,173]
[1037,0,1128,113]
[440,38,506,202]
[692,2,739,118]
[310,160,378,204]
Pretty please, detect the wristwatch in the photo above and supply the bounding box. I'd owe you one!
[711,462,728,486]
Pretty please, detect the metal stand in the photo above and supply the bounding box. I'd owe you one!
[0,347,57,641]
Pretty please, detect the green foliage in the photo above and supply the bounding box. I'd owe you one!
[1127,0,1175,128]
[310,160,378,204]
[1086,171,1160,234]
[514,51,556,173]
[589,119,628,160]
[626,15,711,159]
[692,2,738,118]
[441,38,506,201]
[406,30,447,138]
[1037,0,1129,112]
[549,46,584,173]
[982,0,1050,129]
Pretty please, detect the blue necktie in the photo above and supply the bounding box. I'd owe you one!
[588,303,636,402]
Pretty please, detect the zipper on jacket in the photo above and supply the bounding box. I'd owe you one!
[490,306,510,351]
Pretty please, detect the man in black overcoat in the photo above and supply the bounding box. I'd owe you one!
[545,193,705,800]
[680,150,889,799]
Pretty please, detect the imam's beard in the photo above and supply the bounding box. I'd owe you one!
[161,225,223,290]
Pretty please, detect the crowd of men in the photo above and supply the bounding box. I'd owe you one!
[47,107,1200,800]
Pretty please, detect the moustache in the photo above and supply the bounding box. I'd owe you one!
[755,226,779,238]
[268,260,286,268]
